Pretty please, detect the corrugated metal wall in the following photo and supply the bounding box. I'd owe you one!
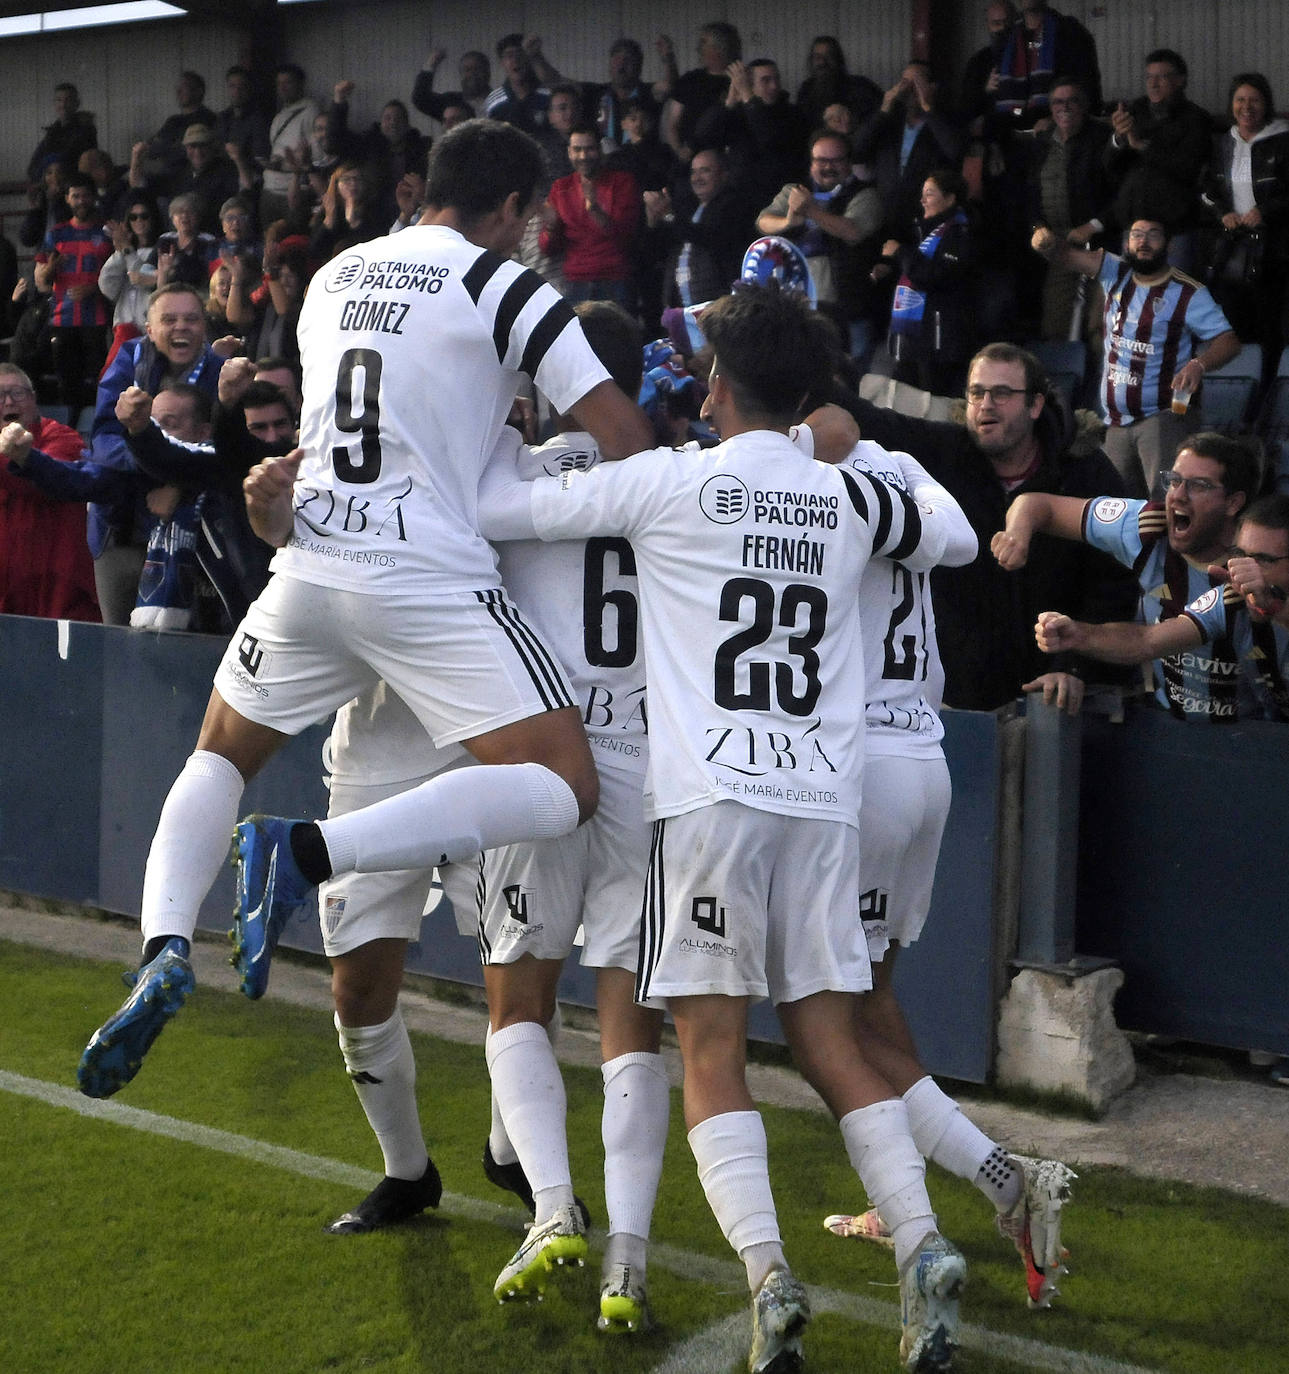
[0,0,1285,186]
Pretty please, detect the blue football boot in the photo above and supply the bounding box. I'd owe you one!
[77,938,195,1098]
[230,815,316,999]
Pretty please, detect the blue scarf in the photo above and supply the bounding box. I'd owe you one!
[995,12,1058,117]
[889,209,967,340]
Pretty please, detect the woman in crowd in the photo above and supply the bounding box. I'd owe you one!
[1201,71,1289,385]
[155,193,218,288]
[98,197,159,371]
[204,261,240,343]
[874,167,976,397]
[227,245,306,363]
[309,161,383,263]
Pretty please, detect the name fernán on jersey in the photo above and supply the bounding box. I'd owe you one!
[740,489,836,574]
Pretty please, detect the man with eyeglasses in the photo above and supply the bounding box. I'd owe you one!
[1018,78,1114,338]
[1032,216,1240,500]
[1027,495,1289,724]
[845,340,1138,713]
[756,130,883,355]
[994,430,1264,720]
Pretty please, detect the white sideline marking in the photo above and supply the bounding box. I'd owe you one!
[3,1069,1163,1374]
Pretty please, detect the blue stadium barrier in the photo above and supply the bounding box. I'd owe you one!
[0,616,1027,1085]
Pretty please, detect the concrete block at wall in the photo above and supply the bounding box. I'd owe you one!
[995,966,1136,1113]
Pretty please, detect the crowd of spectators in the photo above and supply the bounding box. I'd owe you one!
[1,10,1286,694]
[0,10,1284,1097]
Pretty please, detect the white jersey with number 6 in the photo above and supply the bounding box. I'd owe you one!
[500,431,648,779]
[274,223,609,596]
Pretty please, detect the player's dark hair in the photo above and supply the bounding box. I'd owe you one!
[968,341,1050,399]
[1178,432,1260,502]
[701,283,834,422]
[574,302,643,399]
[1238,493,1289,535]
[157,380,212,425]
[424,119,542,222]
[241,380,291,413]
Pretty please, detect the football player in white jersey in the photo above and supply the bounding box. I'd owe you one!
[814,439,1077,1313]
[477,284,979,1374]
[77,119,655,1104]
[437,304,665,1320]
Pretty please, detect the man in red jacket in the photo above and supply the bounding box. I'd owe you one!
[0,362,99,621]
[539,124,639,310]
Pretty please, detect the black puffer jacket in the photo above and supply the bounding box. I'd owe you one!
[844,392,1140,710]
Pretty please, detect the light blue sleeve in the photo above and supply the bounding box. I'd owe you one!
[1081,495,1147,568]
[1180,585,1229,643]
[1185,285,1233,342]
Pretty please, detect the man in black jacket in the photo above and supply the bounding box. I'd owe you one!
[845,341,1139,712]
[1106,49,1211,270]
[1021,77,1115,337]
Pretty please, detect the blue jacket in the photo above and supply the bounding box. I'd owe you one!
[84,337,224,556]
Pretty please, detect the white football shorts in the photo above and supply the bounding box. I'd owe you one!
[858,751,952,961]
[214,573,576,745]
[440,762,649,970]
[635,801,870,1007]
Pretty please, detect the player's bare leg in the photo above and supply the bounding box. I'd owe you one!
[326,936,442,1234]
[595,967,667,1333]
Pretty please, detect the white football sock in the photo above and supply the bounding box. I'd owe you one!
[141,750,244,946]
[687,1110,785,1291]
[336,1009,428,1180]
[318,763,578,875]
[486,1010,563,1166]
[602,1051,670,1242]
[840,1098,936,1271]
[903,1076,1021,1211]
[486,1020,573,1224]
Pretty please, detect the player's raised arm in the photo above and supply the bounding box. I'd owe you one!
[569,378,655,460]
[887,449,977,568]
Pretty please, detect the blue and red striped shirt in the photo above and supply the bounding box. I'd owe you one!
[38,219,113,328]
